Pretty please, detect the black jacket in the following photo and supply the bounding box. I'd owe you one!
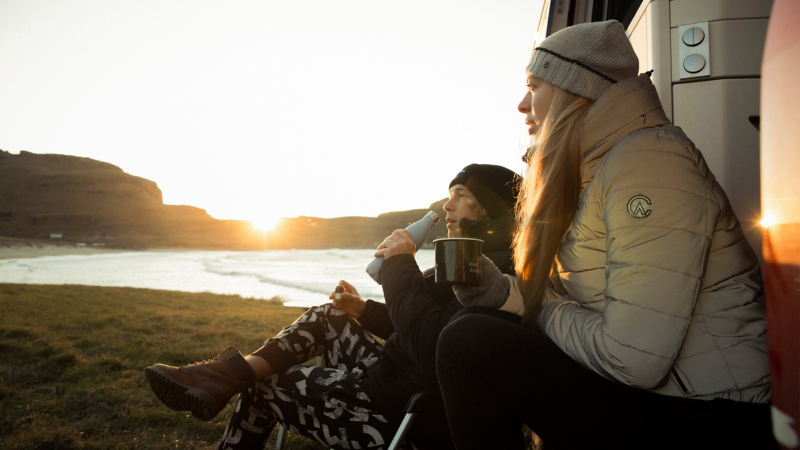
[358,222,515,425]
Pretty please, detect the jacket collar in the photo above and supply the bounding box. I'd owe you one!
[580,73,671,188]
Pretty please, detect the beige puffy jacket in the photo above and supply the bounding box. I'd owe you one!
[502,74,769,402]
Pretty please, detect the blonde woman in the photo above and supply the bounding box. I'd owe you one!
[401,21,774,449]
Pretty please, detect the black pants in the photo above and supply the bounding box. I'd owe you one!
[436,312,777,450]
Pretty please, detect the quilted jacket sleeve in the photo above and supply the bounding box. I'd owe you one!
[539,131,717,389]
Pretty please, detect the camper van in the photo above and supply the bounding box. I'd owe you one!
[534,1,798,448]
[539,0,768,260]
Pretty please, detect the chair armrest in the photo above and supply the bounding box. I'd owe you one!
[404,389,444,413]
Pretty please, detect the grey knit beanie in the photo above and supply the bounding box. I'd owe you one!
[527,20,639,100]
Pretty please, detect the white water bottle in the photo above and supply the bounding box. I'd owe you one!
[366,211,440,285]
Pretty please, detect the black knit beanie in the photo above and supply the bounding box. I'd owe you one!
[449,164,520,220]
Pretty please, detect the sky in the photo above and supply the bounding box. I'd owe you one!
[0,0,544,226]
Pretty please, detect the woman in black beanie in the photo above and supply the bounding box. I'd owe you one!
[445,163,519,274]
[145,164,519,450]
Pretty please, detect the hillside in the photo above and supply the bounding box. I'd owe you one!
[0,150,447,250]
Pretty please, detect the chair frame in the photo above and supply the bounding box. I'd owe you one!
[274,388,441,450]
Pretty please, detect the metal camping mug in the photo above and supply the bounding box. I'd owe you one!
[433,238,484,286]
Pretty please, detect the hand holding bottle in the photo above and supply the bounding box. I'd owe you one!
[374,229,417,259]
[366,211,439,284]
[329,280,366,319]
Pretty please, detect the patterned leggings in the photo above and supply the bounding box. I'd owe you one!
[218,304,402,450]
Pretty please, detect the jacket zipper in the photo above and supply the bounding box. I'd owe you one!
[672,368,689,394]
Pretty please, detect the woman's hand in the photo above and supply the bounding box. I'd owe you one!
[452,256,510,309]
[329,280,367,319]
[373,229,416,260]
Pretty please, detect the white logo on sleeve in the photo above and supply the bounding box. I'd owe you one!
[626,195,653,220]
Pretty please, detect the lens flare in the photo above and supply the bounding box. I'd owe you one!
[760,213,777,228]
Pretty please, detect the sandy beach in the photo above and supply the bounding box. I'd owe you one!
[0,237,130,260]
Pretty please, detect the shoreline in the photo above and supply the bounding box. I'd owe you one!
[0,243,389,308]
[0,237,133,260]
[0,245,132,260]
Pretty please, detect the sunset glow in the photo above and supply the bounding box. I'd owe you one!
[0,0,540,220]
[251,216,281,232]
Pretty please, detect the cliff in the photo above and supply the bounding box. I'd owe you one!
[0,150,448,250]
[266,198,449,250]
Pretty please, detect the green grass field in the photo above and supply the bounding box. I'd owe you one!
[0,283,329,450]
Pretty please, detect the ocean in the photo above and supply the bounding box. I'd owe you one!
[0,249,436,308]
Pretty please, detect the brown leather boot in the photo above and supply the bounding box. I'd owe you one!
[144,347,256,421]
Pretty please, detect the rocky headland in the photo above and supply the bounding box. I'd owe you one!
[0,150,448,250]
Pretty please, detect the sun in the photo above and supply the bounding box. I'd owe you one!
[250,216,281,232]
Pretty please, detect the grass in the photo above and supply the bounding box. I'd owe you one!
[0,283,329,450]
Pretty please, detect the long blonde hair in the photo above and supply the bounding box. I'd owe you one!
[514,87,593,328]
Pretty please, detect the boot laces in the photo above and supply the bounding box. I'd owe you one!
[185,353,221,367]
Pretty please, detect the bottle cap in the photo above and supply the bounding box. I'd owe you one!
[335,285,344,293]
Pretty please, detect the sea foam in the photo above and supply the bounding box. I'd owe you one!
[0,249,436,308]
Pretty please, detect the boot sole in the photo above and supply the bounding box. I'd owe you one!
[144,365,221,421]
